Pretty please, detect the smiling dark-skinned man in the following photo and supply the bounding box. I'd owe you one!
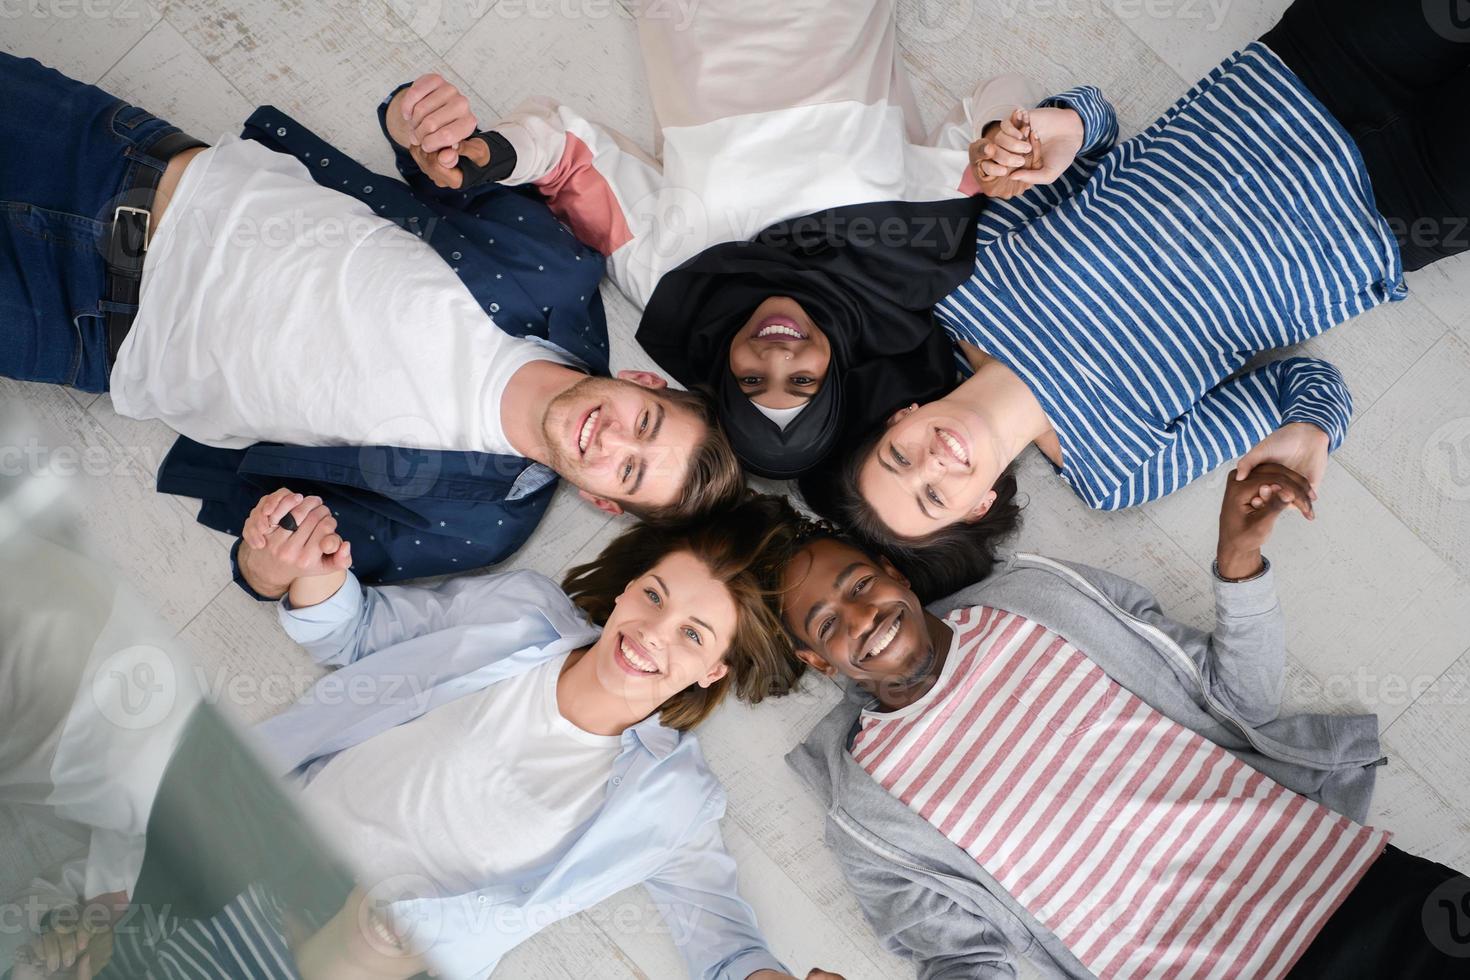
[777,464,1470,980]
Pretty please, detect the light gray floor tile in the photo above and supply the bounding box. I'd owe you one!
[1407,254,1470,344]
[1,379,232,632]
[1143,459,1470,725]
[444,0,654,148]
[1379,648,1470,854]
[98,18,253,138]
[1113,0,1288,83]
[160,0,486,169]
[1338,332,1470,583]
[1,0,161,82]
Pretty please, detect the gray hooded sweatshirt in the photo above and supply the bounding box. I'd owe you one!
[785,553,1387,980]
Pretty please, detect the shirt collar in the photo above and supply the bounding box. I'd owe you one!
[627,712,681,759]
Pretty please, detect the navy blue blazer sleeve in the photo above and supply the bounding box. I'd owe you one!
[155,102,610,596]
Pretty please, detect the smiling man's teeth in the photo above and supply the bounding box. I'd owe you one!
[938,430,969,466]
[620,638,658,673]
[756,323,805,339]
[868,617,901,659]
[578,408,600,453]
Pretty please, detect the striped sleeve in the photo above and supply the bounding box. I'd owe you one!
[1275,356,1354,450]
[486,97,664,303]
[1040,85,1118,160]
[1095,357,1353,510]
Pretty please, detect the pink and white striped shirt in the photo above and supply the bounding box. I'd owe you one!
[852,605,1389,980]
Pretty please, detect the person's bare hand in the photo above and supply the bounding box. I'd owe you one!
[970,108,1040,200]
[993,105,1085,192]
[396,73,477,164]
[1217,461,1315,579]
[1237,421,1330,499]
[237,488,352,598]
[407,134,491,189]
[14,916,111,979]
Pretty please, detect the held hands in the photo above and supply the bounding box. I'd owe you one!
[387,73,491,189]
[1216,461,1315,580]
[1237,422,1330,499]
[969,106,1084,199]
[11,912,113,980]
[237,488,352,600]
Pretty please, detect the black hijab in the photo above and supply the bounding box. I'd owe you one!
[636,197,986,479]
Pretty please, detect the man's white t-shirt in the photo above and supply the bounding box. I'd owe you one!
[296,651,620,894]
[110,135,569,454]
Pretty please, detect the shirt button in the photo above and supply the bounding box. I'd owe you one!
[490,303,500,313]
[520,884,532,893]
[478,896,489,906]
[319,157,330,167]
[364,185,374,194]
[610,776,622,786]
[451,251,462,260]
[275,126,287,136]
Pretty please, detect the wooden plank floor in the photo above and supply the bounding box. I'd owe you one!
[3,1,1468,976]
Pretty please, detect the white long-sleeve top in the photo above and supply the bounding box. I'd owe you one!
[489,0,1029,307]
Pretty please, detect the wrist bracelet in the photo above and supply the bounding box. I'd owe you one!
[1213,555,1270,583]
[455,130,517,189]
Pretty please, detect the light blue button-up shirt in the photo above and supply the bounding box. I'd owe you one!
[251,568,784,980]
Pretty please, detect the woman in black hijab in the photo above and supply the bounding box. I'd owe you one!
[636,197,987,479]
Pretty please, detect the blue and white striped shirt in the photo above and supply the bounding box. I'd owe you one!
[936,43,1406,510]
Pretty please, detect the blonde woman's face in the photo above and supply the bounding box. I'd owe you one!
[587,551,739,710]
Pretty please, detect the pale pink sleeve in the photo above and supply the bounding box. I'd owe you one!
[491,98,665,299]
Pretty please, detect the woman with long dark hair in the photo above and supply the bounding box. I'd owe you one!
[823,0,1469,598]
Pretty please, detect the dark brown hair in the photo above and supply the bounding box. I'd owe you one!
[560,494,802,731]
[806,427,1025,601]
[619,387,746,525]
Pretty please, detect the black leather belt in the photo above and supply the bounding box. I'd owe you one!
[104,130,207,363]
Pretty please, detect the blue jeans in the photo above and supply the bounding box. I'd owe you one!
[0,52,189,392]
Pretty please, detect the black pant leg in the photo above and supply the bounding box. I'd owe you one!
[1261,0,1470,130]
[1353,64,1470,271]
[1286,844,1470,977]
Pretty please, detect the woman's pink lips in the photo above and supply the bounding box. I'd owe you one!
[753,315,807,341]
[613,631,660,677]
[936,427,970,466]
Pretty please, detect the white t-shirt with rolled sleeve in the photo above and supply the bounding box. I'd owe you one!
[296,650,620,894]
[110,135,569,454]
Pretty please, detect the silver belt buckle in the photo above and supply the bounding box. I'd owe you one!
[114,204,152,254]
